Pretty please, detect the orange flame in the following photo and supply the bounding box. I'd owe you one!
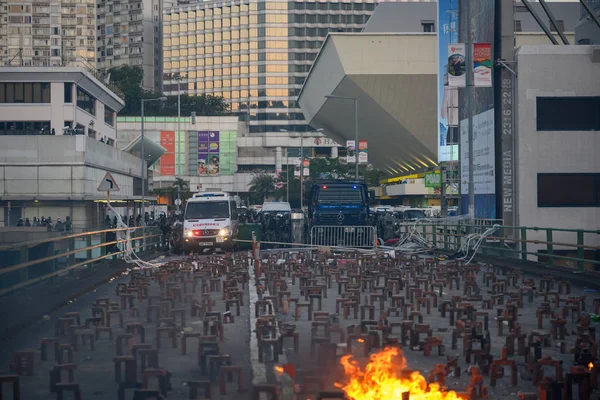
[589,362,594,371]
[357,338,365,343]
[275,366,284,375]
[336,347,460,400]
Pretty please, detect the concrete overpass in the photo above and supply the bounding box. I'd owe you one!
[298,33,439,175]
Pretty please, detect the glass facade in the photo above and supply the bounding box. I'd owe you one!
[163,0,380,135]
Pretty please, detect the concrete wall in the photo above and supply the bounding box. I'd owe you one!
[516,45,600,251]
[515,33,576,47]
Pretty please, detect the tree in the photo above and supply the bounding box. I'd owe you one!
[273,169,310,209]
[363,166,385,187]
[109,66,230,117]
[248,173,276,205]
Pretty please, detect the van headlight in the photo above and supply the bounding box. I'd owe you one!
[218,227,230,236]
[184,229,193,237]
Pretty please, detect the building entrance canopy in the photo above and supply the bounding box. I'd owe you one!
[298,33,439,175]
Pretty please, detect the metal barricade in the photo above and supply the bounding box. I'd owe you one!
[310,225,377,249]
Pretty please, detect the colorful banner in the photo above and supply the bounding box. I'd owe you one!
[346,140,356,164]
[358,140,368,164]
[438,0,460,163]
[447,43,466,88]
[159,131,175,176]
[197,131,220,175]
[473,43,492,87]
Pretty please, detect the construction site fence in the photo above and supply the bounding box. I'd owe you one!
[398,220,600,271]
[0,226,163,296]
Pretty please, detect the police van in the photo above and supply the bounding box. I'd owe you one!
[183,192,240,253]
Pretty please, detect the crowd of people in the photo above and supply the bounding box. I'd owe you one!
[16,216,72,232]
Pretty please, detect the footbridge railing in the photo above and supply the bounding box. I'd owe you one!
[398,220,600,271]
[0,227,163,296]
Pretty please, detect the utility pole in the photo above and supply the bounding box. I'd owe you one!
[300,128,304,210]
[466,4,475,219]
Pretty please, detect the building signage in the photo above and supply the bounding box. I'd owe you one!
[447,43,466,88]
[346,140,356,163]
[159,131,176,176]
[424,171,441,188]
[197,131,220,175]
[473,43,492,87]
[437,0,460,162]
[358,140,368,164]
[501,73,515,229]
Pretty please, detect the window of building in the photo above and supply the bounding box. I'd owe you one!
[538,174,600,207]
[515,20,522,32]
[104,106,115,126]
[64,83,73,103]
[76,87,96,115]
[421,21,435,32]
[0,82,51,104]
[549,20,565,33]
[537,97,600,131]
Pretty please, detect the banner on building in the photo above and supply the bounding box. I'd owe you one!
[447,44,466,88]
[346,140,356,163]
[437,0,460,163]
[424,171,441,188]
[460,109,496,195]
[473,43,492,87]
[358,140,368,164]
[159,131,175,176]
[197,131,220,175]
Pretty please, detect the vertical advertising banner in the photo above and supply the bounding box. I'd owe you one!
[473,43,492,87]
[159,131,175,176]
[197,131,220,175]
[346,140,356,164]
[358,140,368,164]
[447,44,466,87]
[438,0,459,163]
[459,109,496,219]
[302,159,310,177]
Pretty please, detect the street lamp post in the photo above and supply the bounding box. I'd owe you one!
[173,73,186,212]
[325,95,359,179]
[141,97,167,225]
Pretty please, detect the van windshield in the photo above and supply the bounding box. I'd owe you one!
[185,201,230,219]
[403,209,426,220]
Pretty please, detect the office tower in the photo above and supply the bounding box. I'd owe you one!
[97,0,175,92]
[0,0,96,67]
[162,0,403,136]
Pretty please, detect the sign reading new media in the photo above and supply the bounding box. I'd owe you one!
[424,171,441,188]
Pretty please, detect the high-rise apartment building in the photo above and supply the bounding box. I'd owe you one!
[97,0,175,92]
[0,0,96,68]
[162,0,405,136]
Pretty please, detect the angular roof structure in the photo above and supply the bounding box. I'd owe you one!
[298,33,438,174]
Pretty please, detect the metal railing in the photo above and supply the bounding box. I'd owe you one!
[310,225,377,249]
[0,226,163,296]
[398,221,600,271]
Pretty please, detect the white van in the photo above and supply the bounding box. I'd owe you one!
[183,192,239,252]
